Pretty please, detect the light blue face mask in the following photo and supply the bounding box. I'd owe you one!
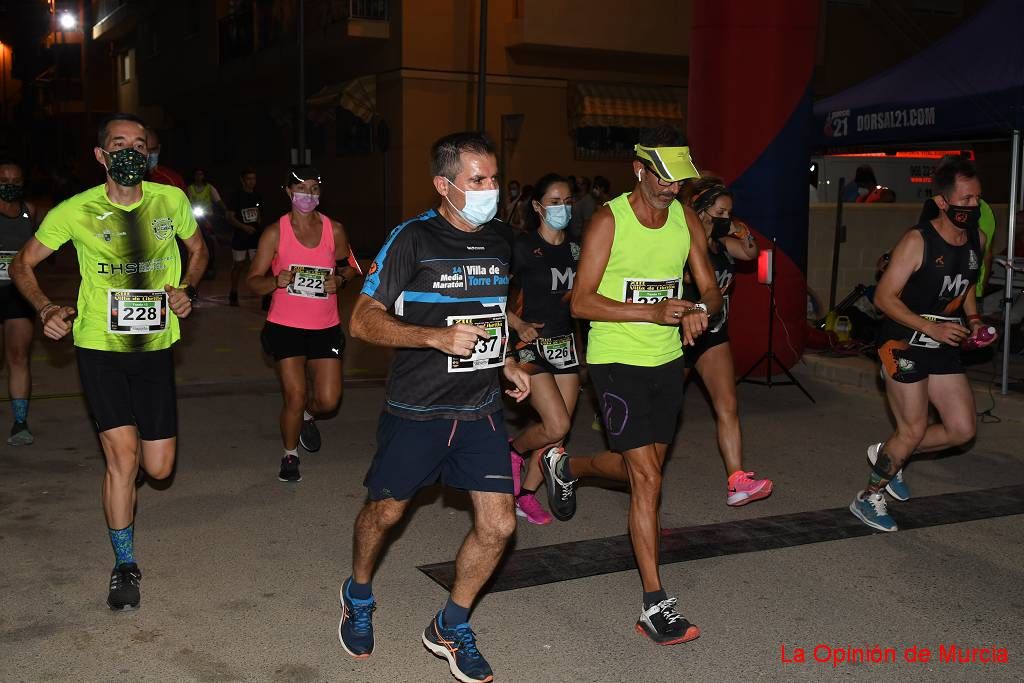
[445,179,499,226]
[544,204,571,231]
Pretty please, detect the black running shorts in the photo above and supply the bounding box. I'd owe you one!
[363,410,513,501]
[76,347,177,439]
[514,334,581,376]
[684,320,729,369]
[260,322,345,361]
[878,339,962,383]
[588,357,685,452]
[0,285,36,322]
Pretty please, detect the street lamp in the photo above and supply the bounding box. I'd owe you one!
[59,11,77,31]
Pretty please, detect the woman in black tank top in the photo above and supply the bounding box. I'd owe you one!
[0,160,39,445]
[680,178,772,507]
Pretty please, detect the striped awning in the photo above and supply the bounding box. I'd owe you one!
[307,75,377,122]
[569,82,685,129]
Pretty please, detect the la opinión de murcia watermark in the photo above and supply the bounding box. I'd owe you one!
[780,644,1010,667]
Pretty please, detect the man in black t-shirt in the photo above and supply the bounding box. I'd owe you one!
[227,168,262,305]
[336,132,530,683]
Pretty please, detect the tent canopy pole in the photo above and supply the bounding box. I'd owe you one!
[1001,129,1020,395]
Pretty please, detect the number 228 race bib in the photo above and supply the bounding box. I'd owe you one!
[287,264,333,299]
[108,289,167,334]
[623,277,681,305]
[446,313,507,373]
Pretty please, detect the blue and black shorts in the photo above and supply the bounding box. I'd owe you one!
[363,410,513,500]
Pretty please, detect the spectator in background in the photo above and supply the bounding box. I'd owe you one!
[226,168,263,306]
[592,175,611,206]
[144,128,186,192]
[841,165,877,203]
[186,169,225,280]
[503,179,522,222]
[569,176,596,241]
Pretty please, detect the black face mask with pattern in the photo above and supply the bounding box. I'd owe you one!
[103,148,148,187]
[0,183,23,203]
[943,202,980,231]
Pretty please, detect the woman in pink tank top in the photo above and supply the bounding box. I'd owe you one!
[246,165,360,483]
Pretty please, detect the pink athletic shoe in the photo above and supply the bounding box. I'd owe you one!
[515,493,553,525]
[509,443,524,496]
[726,471,773,506]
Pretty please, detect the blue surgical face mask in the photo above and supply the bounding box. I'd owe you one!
[445,179,499,226]
[544,204,571,231]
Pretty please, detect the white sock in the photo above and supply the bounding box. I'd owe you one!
[285,448,298,457]
[303,410,314,422]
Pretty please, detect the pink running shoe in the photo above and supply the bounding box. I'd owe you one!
[509,443,524,496]
[727,471,773,506]
[515,493,553,525]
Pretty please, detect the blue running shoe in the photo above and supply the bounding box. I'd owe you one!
[867,442,910,501]
[850,491,898,532]
[422,611,494,683]
[338,578,375,659]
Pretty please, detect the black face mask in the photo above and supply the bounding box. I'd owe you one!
[944,202,980,231]
[710,215,731,240]
[103,148,148,187]
[0,183,23,203]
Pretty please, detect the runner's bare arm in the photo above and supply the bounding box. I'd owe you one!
[350,294,488,357]
[570,206,689,325]
[225,209,255,234]
[11,237,58,311]
[962,230,987,327]
[720,218,759,262]
[11,237,76,339]
[329,219,358,291]
[246,222,283,295]
[682,205,724,315]
[179,230,209,289]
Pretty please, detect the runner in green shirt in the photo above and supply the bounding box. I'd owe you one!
[11,113,208,611]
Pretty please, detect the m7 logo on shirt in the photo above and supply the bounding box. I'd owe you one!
[940,274,970,297]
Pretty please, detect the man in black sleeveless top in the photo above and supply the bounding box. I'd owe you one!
[850,158,988,532]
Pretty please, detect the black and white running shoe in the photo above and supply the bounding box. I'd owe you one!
[635,597,700,645]
[541,447,577,521]
[278,455,302,483]
[299,419,321,453]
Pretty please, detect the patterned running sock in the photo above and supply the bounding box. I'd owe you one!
[108,524,136,566]
[11,399,28,424]
[867,446,895,492]
[442,596,470,626]
[348,577,372,600]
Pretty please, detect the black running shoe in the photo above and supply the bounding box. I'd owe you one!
[7,421,33,446]
[635,597,700,645]
[541,447,577,521]
[299,419,321,453]
[107,563,142,611]
[278,455,302,482]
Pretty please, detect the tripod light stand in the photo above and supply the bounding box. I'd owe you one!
[737,241,814,403]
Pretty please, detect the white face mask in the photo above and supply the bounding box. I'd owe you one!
[445,179,499,226]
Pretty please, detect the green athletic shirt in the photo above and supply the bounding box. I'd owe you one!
[35,182,198,352]
[586,193,690,367]
[976,199,995,297]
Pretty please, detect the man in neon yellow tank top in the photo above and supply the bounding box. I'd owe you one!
[541,126,723,645]
[11,113,208,612]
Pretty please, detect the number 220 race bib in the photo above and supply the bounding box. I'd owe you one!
[623,277,681,305]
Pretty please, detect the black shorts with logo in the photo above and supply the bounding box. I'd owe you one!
[260,322,345,361]
[684,319,729,368]
[588,357,685,452]
[363,410,513,500]
[0,285,36,322]
[877,339,962,383]
[76,347,177,439]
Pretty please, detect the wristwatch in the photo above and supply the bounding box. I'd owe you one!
[692,302,709,316]
[183,284,198,302]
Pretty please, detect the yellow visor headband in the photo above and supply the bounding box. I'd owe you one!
[634,145,699,183]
